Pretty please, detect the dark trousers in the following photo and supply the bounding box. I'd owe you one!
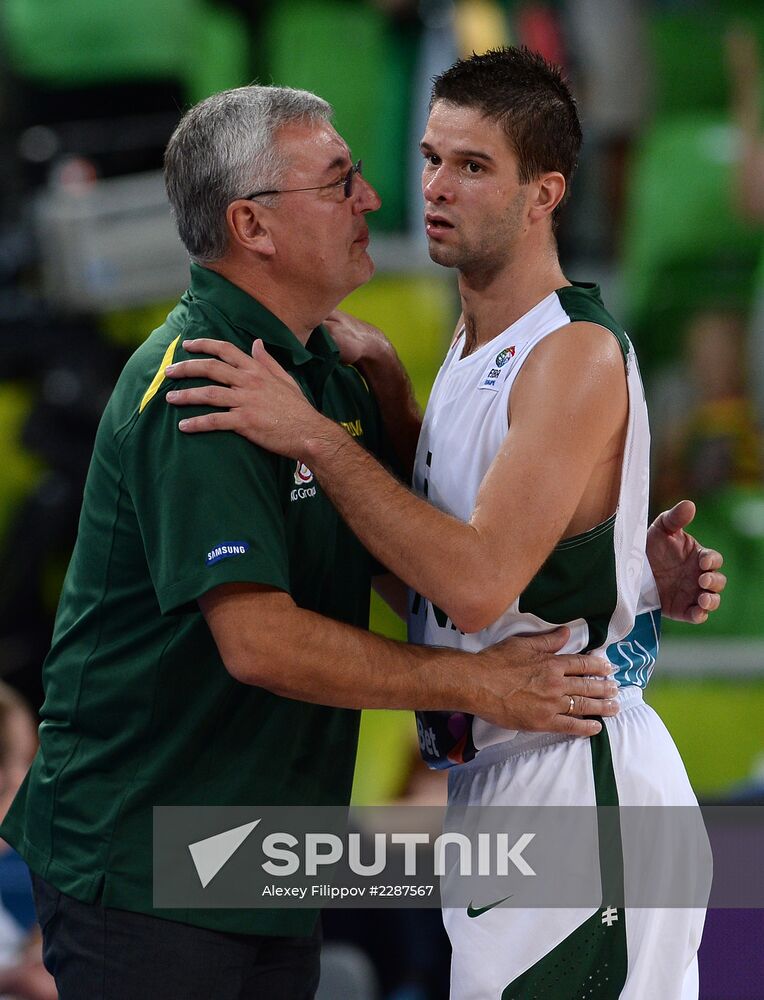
[32,875,321,1000]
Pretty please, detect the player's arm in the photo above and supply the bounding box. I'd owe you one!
[165,333,726,627]
[323,310,422,480]
[167,324,624,632]
[199,582,618,736]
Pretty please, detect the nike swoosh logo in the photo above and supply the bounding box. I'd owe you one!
[466,895,512,918]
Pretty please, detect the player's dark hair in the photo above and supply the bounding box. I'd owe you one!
[431,47,582,215]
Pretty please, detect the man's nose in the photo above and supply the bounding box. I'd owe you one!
[354,174,381,213]
[423,166,454,204]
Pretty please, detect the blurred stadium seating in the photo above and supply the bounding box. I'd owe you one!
[621,114,763,369]
[262,0,418,232]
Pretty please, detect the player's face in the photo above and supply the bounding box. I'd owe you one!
[420,101,530,278]
[266,120,381,302]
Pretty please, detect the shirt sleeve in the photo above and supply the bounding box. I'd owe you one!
[120,385,290,615]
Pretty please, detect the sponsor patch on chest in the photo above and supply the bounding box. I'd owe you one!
[477,345,515,391]
[291,460,317,502]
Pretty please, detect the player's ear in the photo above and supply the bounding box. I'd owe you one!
[528,172,566,222]
[226,200,276,257]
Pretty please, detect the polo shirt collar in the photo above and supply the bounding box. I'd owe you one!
[188,263,339,367]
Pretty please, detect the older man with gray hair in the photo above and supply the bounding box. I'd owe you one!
[0,85,626,999]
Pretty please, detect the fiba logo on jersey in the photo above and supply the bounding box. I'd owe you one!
[479,347,515,391]
[293,461,314,486]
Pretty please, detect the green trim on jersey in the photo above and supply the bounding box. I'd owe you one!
[518,515,617,652]
[501,726,628,999]
[517,282,631,653]
[555,513,616,551]
[556,283,630,361]
[0,265,386,938]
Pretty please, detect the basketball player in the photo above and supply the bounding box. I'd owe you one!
[166,49,724,998]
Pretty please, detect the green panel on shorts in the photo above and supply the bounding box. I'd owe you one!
[501,727,628,999]
[500,907,627,1000]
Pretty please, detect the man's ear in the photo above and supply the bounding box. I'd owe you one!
[226,200,277,257]
[528,172,566,222]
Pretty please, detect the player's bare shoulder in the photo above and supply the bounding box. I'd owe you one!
[523,320,626,376]
[508,321,628,439]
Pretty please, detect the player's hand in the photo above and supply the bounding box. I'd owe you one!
[472,627,619,738]
[646,500,726,624]
[165,338,337,459]
[323,310,393,367]
[0,958,58,1000]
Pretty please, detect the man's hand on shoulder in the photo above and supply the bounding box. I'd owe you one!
[647,500,727,623]
[323,310,395,367]
[324,309,422,476]
[165,337,342,459]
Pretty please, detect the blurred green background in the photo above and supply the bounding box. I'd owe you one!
[0,0,762,809]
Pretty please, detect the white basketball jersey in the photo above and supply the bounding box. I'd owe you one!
[408,283,661,768]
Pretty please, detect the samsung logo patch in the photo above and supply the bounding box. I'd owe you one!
[206,542,250,566]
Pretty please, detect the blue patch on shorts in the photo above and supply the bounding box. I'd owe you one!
[607,610,661,688]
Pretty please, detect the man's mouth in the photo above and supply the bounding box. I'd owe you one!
[425,214,455,237]
[353,229,370,248]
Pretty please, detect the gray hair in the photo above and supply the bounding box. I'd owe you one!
[164,86,333,264]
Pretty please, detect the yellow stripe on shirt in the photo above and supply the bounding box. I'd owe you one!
[349,364,371,394]
[139,335,181,413]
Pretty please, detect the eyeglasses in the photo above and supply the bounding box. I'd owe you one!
[243,160,363,201]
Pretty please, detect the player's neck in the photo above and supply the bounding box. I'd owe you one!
[457,251,568,356]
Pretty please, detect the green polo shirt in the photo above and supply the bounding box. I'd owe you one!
[0,265,386,936]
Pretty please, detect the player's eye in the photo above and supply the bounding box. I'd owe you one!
[424,153,441,166]
[466,161,482,174]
